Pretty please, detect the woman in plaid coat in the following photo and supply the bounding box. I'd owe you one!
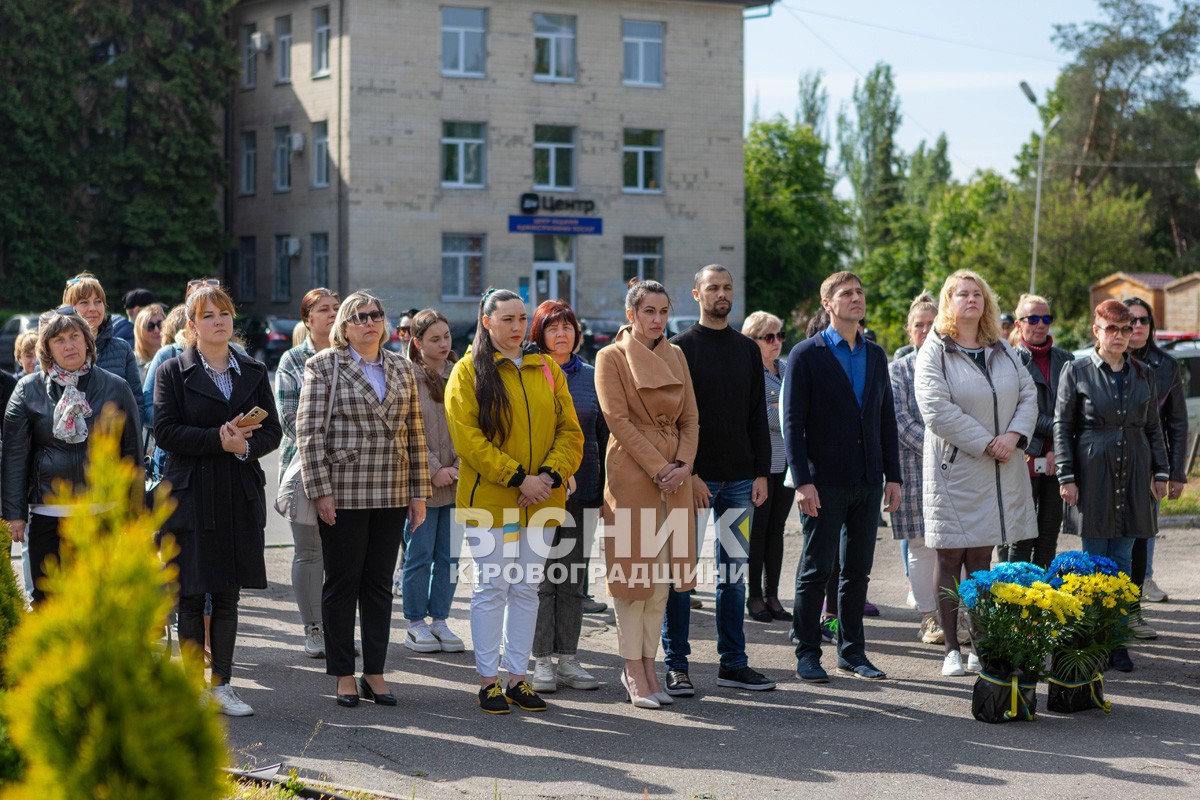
[297,292,432,708]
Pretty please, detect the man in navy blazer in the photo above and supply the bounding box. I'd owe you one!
[784,271,902,682]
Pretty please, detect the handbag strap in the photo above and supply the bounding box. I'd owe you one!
[324,353,339,428]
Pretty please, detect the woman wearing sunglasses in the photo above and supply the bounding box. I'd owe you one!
[296,292,431,708]
[1054,299,1169,673]
[741,311,793,625]
[133,304,167,383]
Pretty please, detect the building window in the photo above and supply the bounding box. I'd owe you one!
[273,126,291,191]
[442,234,485,300]
[238,237,257,302]
[313,6,331,77]
[442,7,486,77]
[623,237,663,282]
[312,122,329,187]
[441,122,485,188]
[274,235,292,301]
[532,235,576,308]
[623,21,663,87]
[623,129,663,193]
[534,14,575,82]
[240,132,256,195]
[533,125,574,190]
[311,233,329,286]
[276,16,292,83]
[241,24,257,88]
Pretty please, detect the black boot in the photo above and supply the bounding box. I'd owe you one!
[1109,648,1134,673]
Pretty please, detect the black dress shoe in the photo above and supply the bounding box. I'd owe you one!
[358,675,398,705]
[336,680,359,707]
[747,598,773,623]
[664,670,695,697]
[765,597,793,622]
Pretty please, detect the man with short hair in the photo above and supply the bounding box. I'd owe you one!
[785,271,901,683]
[113,288,156,345]
[661,264,775,696]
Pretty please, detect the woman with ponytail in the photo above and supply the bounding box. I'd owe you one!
[444,288,583,714]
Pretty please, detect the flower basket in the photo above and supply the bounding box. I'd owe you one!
[1046,671,1110,714]
[972,659,1038,723]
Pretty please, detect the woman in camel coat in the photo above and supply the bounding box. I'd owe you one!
[596,279,698,709]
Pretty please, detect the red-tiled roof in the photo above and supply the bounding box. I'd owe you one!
[1121,272,1176,290]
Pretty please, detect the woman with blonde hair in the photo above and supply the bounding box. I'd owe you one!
[914,269,1037,677]
[63,272,143,418]
[133,304,167,382]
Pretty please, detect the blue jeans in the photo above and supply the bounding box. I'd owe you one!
[662,479,754,672]
[793,480,882,667]
[402,504,457,620]
[1081,536,1136,579]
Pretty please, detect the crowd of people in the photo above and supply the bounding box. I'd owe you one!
[2,264,1181,716]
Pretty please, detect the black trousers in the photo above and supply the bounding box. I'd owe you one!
[318,507,407,677]
[179,590,240,685]
[1005,475,1062,568]
[748,472,793,598]
[27,514,63,605]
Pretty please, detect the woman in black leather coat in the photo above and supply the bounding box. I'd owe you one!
[1,308,142,604]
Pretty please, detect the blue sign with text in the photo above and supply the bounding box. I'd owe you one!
[508,215,603,235]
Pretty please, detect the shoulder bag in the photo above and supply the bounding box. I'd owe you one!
[274,354,339,525]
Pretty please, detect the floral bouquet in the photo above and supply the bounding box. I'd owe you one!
[1044,551,1139,714]
[955,562,1084,723]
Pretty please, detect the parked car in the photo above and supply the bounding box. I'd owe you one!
[238,315,300,369]
[580,317,625,363]
[666,316,699,337]
[0,314,40,373]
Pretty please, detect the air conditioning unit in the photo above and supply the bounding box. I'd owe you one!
[249,31,271,54]
[288,132,305,153]
[285,236,302,258]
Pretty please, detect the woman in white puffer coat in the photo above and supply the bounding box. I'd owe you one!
[914,269,1037,677]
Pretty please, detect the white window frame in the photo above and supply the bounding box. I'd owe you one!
[532,235,576,309]
[313,7,331,77]
[622,20,663,87]
[623,129,664,194]
[276,16,292,83]
[273,235,292,301]
[241,24,257,88]
[533,125,575,191]
[273,126,291,191]
[442,7,487,78]
[238,237,257,302]
[240,132,256,195]
[441,234,486,300]
[623,237,663,282]
[441,122,486,188]
[311,233,329,286]
[533,13,576,83]
[312,122,329,187]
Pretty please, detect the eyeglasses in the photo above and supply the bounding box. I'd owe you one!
[348,310,385,326]
[188,279,221,288]
[1019,314,1054,325]
[145,320,163,331]
[755,333,784,343]
[398,326,411,333]
[1099,324,1134,336]
[1130,315,1151,326]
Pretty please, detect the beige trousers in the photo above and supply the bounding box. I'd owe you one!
[613,540,670,660]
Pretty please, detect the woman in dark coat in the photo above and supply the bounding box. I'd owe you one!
[1055,299,1168,672]
[2,307,142,605]
[154,286,281,716]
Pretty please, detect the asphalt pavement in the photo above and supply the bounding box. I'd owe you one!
[209,449,1200,799]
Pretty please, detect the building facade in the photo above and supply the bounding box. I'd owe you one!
[227,0,764,328]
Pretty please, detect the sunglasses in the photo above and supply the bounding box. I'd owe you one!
[1130,315,1151,326]
[348,310,385,326]
[1020,314,1054,325]
[53,305,80,316]
[398,326,411,333]
[188,278,221,288]
[145,320,163,331]
[1098,324,1134,336]
[755,333,784,343]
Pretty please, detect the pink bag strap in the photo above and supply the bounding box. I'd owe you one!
[540,356,554,391]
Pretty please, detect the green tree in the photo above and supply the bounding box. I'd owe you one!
[744,116,850,332]
[838,62,905,257]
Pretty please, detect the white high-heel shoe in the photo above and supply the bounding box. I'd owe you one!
[620,671,661,709]
[652,691,675,705]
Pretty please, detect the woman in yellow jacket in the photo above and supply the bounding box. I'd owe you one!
[445,287,583,714]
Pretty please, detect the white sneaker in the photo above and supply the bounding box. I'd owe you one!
[1129,614,1157,640]
[304,624,325,658]
[941,650,966,677]
[1142,577,1168,603]
[404,620,441,653]
[918,613,945,645]
[210,684,254,717]
[429,619,465,653]
[905,589,918,610]
[392,575,403,597]
[966,652,981,672]
[532,656,557,692]
[555,655,600,690]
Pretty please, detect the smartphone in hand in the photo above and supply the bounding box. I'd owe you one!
[236,406,269,428]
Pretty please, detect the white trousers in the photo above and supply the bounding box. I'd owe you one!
[469,526,552,678]
[907,536,938,614]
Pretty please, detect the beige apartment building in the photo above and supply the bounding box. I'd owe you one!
[227,0,768,328]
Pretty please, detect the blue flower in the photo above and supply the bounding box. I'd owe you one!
[1091,555,1119,576]
[990,561,1046,587]
[959,579,980,610]
[1047,551,1096,579]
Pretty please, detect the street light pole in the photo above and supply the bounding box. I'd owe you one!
[1020,81,1059,295]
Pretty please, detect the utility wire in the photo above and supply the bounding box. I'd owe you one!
[783,3,1065,65]
[1044,159,1197,169]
